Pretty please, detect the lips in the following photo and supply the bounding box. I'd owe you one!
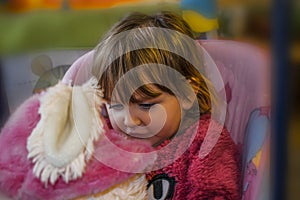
[125,127,156,139]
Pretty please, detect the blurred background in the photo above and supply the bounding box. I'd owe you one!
[0,0,275,53]
[0,0,299,199]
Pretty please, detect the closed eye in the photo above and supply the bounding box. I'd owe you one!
[139,103,156,110]
[109,103,124,110]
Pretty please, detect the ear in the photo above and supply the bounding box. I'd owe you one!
[31,55,53,76]
[181,79,198,111]
[181,87,197,111]
[181,93,196,110]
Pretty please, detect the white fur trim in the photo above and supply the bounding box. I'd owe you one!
[27,78,105,185]
[74,174,148,200]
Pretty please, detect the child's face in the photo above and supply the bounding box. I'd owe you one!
[105,87,182,147]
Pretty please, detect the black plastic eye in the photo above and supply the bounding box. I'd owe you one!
[147,174,176,200]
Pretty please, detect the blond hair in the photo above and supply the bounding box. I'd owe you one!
[92,12,214,115]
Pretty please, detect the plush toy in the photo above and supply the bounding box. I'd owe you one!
[0,79,156,200]
[30,54,70,94]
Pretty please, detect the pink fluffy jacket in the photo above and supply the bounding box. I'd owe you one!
[0,81,241,200]
[146,114,242,199]
[0,81,155,200]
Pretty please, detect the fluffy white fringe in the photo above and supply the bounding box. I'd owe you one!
[27,78,105,185]
[74,174,148,200]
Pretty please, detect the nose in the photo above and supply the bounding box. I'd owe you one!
[123,108,141,128]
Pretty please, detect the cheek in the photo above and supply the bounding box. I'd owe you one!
[146,105,167,131]
[157,106,181,136]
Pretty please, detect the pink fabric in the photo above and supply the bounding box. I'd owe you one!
[200,40,270,145]
[62,40,270,145]
[61,40,270,200]
[146,114,241,199]
[0,95,41,199]
[200,40,270,200]
[62,50,95,86]
[0,95,154,200]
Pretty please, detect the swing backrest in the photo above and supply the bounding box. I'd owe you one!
[62,40,271,200]
[201,40,270,200]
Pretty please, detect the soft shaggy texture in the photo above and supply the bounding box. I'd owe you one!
[74,174,148,200]
[27,81,105,185]
[146,114,242,200]
[0,83,155,200]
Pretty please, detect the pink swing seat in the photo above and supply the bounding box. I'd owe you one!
[62,40,271,200]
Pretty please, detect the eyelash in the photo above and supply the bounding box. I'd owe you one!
[108,103,156,110]
[109,104,124,110]
[139,103,155,110]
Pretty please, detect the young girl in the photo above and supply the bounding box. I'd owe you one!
[0,12,241,200]
[91,12,241,199]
